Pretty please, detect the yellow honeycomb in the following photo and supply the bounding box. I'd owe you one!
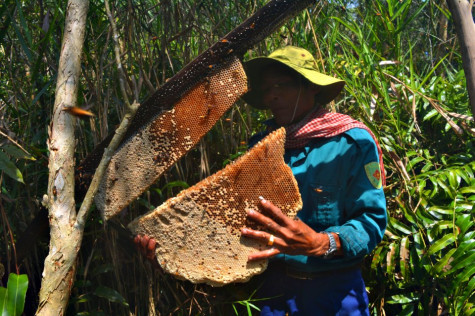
[95,57,248,219]
[128,128,302,286]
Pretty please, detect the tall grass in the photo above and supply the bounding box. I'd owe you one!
[319,1,475,314]
[0,0,473,315]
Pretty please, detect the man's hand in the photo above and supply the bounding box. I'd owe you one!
[134,234,157,261]
[241,197,341,261]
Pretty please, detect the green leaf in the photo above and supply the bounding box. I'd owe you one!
[427,233,456,255]
[0,286,8,316]
[386,242,398,276]
[429,220,454,238]
[456,215,474,235]
[423,109,438,121]
[70,293,93,304]
[460,186,475,194]
[452,264,475,289]
[1,145,35,161]
[458,277,475,312]
[8,14,32,62]
[443,251,475,276]
[428,206,452,215]
[395,1,432,35]
[161,181,189,196]
[420,162,433,173]
[391,0,410,21]
[399,303,415,315]
[431,248,456,274]
[0,0,14,45]
[389,217,412,235]
[452,240,475,259]
[408,156,424,170]
[6,273,28,316]
[419,54,448,88]
[28,77,55,109]
[93,286,129,306]
[14,0,32,45]
[387,292,420,304]
[371,245,386,271]
[401,207,418,226]
[399,237,410,279]
[0,151,24,183]
[436,178,454,198]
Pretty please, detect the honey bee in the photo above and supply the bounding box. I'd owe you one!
[63,106,94,118]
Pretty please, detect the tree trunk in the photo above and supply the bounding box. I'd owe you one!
[446,0,475,119]
[36,0,89,315]
[436,2,449,62]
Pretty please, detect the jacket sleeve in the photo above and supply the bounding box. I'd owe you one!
[326,129,387,258]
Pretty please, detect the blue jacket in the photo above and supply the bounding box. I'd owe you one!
[249,126,387,273]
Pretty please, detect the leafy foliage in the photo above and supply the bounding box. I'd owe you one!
[0,273,29,316]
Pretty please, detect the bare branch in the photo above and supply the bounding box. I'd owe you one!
[37,0,89,314]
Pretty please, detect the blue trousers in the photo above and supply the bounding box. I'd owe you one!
[255,263,370,316]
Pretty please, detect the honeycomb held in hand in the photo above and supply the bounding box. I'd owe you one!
[95,57,247,220]
[128,128,302,286]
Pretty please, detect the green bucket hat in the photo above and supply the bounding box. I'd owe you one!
[242,46,345,109]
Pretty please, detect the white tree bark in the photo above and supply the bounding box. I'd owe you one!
[36,1,140,313]
[36,0,89,314]
[446,0,475,119]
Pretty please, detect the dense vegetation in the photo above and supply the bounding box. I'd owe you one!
[0,0,474,315]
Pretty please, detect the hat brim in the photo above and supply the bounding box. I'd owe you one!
[242,57,345,109]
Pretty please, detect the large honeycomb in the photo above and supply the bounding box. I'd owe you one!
[127,128,302,286]
[95,57,247,219]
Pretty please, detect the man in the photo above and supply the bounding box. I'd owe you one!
[135,46,386,315]
[239,46,387,315]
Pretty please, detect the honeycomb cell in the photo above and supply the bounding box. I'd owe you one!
[128,128,302,286]
[95,57,248,219]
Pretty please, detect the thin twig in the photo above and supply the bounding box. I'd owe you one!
[75,101,139,228]
[0,129,32,157]
[382,72,464,136]
[0,197,18,274]
[306,7,336,112]
[105,0,132,107]
[306,9,325,71]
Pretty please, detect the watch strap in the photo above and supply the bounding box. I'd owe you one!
[322,231,337,259]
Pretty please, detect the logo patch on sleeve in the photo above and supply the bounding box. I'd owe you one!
[364,162,382,189]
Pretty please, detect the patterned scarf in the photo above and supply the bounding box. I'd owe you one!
[283,107,386,186]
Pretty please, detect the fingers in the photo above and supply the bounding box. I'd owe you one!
[140,235,150,249]
[146,238,157,260]
[258,197,294,227]
[241,227,285,248]
[248,247,281,261]
[134,234,157,260]
[246,209,282,233]
[134,235,147,256]
[147,238,156,251]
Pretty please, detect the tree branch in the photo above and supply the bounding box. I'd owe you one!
[37,0,89,314]
[75,101,138,228]
[446,0,475,119]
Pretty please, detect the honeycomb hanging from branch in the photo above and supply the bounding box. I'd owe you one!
[95,57,247,220]
[128,128,302,286]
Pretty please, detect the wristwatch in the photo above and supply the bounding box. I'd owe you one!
[322,232,337,259]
